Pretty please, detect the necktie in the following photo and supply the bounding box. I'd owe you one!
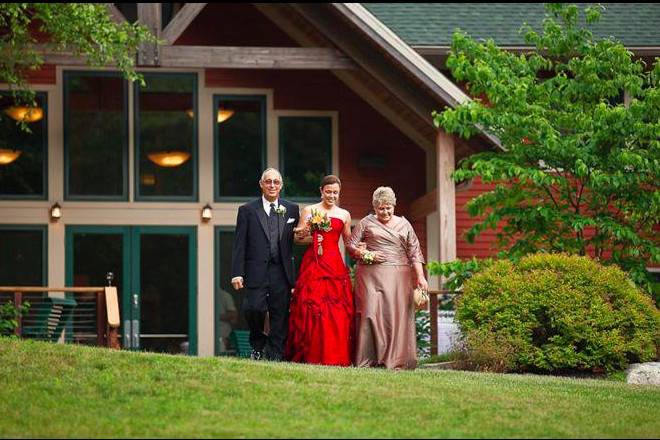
[268,203,279,261]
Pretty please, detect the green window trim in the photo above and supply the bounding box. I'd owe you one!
[63,70,129,201]
[65,225,198,355]
[0,91,48,200]
[133,226,198,355]
[133,72,199,202]
[213,94,267,202]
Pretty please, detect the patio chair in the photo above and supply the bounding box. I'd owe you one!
[230,329,252,358]
[22,296,77,342]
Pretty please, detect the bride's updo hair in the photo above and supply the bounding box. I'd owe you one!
[320,174,341,189]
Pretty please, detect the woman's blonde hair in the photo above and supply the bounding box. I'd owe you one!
[372,186,396,208]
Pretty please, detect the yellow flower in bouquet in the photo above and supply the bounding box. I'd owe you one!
[306,208,332,256]
[307,208,332,233]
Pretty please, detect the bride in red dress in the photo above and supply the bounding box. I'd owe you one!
[286,175,354,366]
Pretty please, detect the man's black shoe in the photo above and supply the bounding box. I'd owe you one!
[250,350,263,361]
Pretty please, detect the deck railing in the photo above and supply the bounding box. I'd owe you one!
[0,286,120,349]
[427,289,459,355]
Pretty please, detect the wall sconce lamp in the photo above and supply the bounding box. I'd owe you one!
[201,204,212,222]
[50,202,62,221]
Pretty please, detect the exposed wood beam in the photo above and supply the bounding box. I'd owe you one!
[291,4,438,129]
[255,4,435,153]
[137,3,161,66]
[106,4,127,24]
[162,3,207,45]
[437,130,457,263]
[333,71,433,151]
[410,179,472,221]
[160,45,356,69]
[39,50,88,66]
[410,189,438,221]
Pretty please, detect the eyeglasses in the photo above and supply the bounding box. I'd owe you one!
[262,179,282,186]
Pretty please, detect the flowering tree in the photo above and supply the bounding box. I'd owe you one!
[433,3,659,287]
[1,4,156,111]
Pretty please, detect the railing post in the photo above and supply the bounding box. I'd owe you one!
[96,290,107,347]
[14,291,23,337]
[430,292,438,356]
[104,280,121,350]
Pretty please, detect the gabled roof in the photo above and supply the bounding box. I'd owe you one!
[363,3,660,48]
[332,4,502,149]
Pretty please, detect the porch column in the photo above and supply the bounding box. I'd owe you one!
[436,130,456,264]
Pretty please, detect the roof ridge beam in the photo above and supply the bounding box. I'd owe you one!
[162,3,208,45]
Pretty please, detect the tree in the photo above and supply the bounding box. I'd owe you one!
[1,4,157,113]
[433,3,659,288]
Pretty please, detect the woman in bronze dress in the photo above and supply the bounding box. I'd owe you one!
[347,186,428,370]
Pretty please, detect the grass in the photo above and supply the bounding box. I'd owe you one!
[1,338,659,438]
[418,352,455,364]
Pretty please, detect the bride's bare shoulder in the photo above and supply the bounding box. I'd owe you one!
[338,207,351,223]
[301,203,319,214]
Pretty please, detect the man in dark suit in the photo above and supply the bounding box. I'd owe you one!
[231,168,300,361]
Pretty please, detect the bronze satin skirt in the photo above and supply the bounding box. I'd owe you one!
[353,264,417,370]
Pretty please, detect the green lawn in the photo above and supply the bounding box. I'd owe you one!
[1,338,658,438]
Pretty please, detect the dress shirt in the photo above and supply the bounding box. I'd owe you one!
[262,196,280,216]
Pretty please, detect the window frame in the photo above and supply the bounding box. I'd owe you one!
[0,91,49,200]
[213,94,267,202]
[133,71,199,202]
[63,70,129,201]
[278,115,333,203]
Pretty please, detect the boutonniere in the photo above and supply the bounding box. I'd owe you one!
[275,205,287,216]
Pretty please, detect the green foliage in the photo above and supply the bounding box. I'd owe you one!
[452,328,519,373]
[0,301,30,336]
[428,257,492,293]
[0,4,157,117]
[433,3,660,290]
[456,253,660,373]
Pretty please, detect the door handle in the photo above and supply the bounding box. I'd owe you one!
[123,319,131,348]
[132,319,140,348]
[133,294,138,306]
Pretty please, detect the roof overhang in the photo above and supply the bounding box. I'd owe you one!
[331,3,503,151]
[413,45,660,57]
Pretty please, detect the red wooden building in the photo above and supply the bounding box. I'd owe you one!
[1,3,657,355]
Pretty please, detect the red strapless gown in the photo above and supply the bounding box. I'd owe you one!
[286,217,354,366]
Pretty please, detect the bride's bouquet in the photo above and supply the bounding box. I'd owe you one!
[307,209,332,255]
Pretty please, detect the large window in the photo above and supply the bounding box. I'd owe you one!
[279,116,332,199]
[214,95,266,200]
[0,226,46,286]
[135,73,197,200]
[0,92,47,199]
[64,71,128,199]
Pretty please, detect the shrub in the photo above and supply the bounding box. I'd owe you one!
[452,329,518,373]
[456,253,660,373]
[0,301,30,336]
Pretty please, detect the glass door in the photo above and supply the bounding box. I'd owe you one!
[66,226,197,354]
[133,226,196,354]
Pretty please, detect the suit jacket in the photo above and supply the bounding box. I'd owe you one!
[231,198,300,288]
